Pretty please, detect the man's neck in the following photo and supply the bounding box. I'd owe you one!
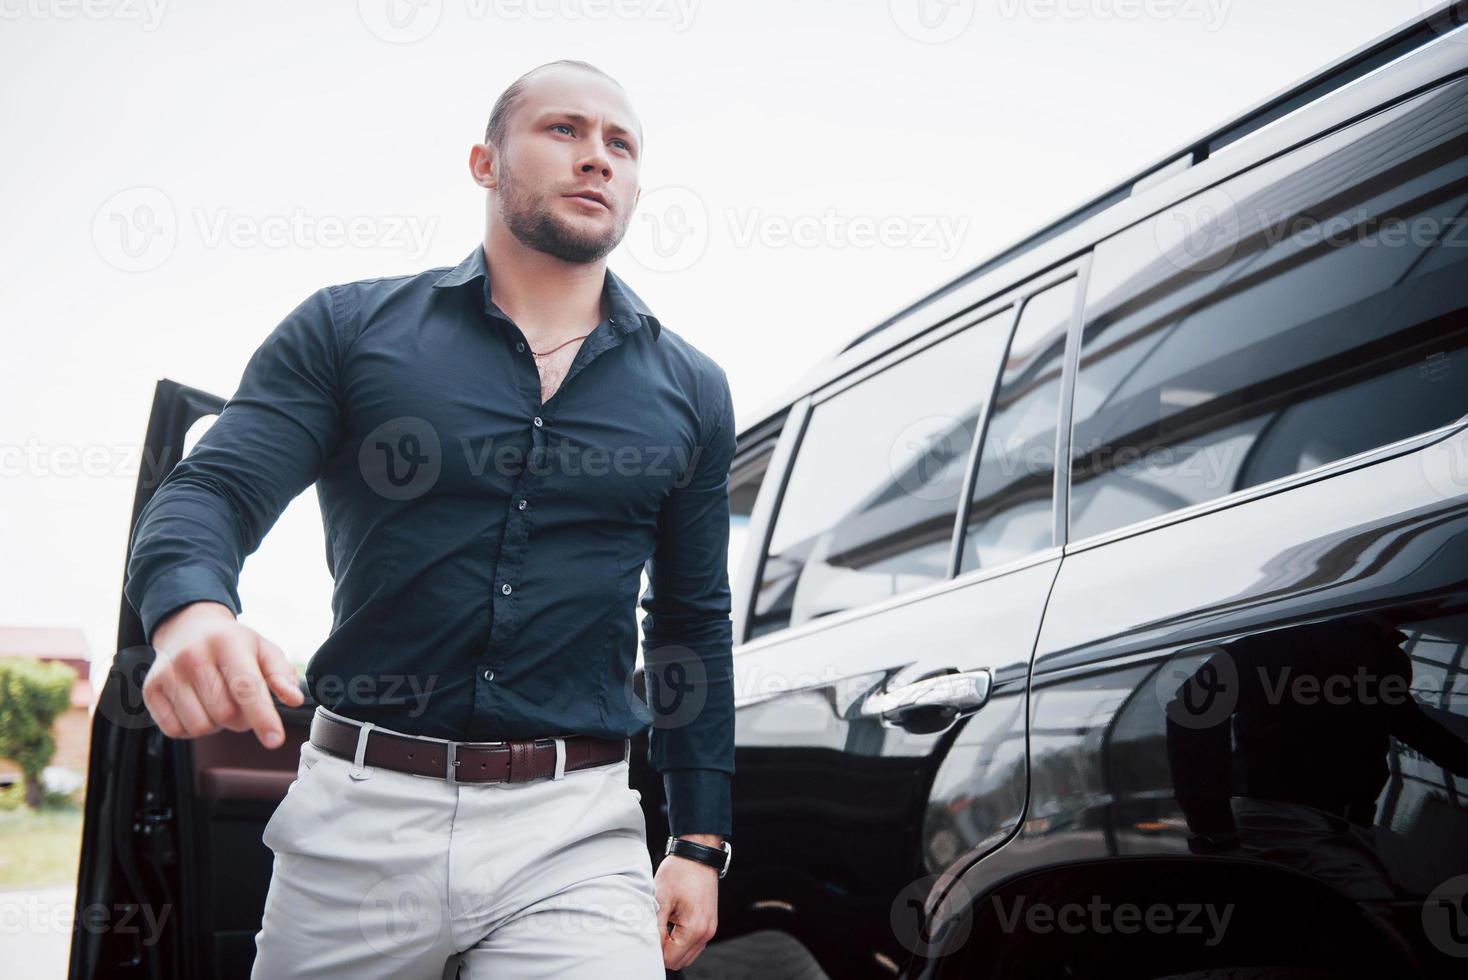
[481,231,607,344]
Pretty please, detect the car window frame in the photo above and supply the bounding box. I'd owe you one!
[737,256,1090,649]
[729,427,792,646]
[952,259,1091,577]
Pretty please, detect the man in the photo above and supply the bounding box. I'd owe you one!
[126,59,735,978]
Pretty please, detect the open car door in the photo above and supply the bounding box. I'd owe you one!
[69,379,317,980]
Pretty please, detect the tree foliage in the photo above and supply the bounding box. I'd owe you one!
[0,658,76,808]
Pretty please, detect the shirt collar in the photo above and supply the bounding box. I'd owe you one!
[433,243,662,342]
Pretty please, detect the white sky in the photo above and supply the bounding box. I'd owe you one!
[0,0,1434,687]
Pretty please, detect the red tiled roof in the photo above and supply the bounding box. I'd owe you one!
[0,626,90,659]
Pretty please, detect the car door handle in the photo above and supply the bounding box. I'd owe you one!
[861,668,994,726]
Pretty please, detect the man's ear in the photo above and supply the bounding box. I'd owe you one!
[472,142,499,190]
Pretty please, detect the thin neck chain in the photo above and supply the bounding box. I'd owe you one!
[530,332,592,358]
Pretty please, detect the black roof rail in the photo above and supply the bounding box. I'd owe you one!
[838,1,1467,355]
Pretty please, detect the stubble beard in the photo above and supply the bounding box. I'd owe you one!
[496,159,625,264]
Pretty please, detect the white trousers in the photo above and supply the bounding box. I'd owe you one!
[250,706,665,979]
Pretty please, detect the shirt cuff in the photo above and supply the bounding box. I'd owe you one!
[663,767,732,839]
[133,563,240,647]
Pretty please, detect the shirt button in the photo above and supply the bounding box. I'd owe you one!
[532,416,543,428]
[501,583,513,595]
[516,341,525,352]
[517,498,527,510]
[483,668,495,681]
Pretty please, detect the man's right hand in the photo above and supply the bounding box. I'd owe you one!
[142,601,305,749]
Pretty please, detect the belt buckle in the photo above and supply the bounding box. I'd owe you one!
[446,741,459,784]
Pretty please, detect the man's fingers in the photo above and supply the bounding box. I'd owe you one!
[142,669,182,737]
[218,641,287,748]
[664,923,688,970]
[194,660,248,732]
[663,909,716,970]
[658,892,677,965]
[166,678,215,738]
[157,642,234,737]
[672,927,712,970]
[139,614,293,745]
[667,932,707,972]
[258,637,303,707]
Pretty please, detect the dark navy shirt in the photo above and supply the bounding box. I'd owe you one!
[124,242,737,837]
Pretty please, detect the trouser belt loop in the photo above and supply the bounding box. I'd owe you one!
[552,737,567,780]
[350,722,376,781]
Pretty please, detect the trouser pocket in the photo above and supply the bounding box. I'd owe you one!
[262,740,330,853]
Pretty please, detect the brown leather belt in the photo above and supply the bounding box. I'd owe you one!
[309,709,628,784]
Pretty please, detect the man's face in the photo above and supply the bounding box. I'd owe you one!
[491,68,642,264]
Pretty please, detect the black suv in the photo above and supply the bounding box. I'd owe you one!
[74,5,1468,979]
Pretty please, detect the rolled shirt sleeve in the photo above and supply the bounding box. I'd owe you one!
[125,286,346,647]
[639,366,738,839]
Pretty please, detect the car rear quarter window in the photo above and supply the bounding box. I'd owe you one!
[1069,77,1468,543]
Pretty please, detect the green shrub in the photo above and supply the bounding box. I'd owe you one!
[0,658,76,809]
[0,782,27,812]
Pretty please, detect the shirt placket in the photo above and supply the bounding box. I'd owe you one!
[477,310,629,718]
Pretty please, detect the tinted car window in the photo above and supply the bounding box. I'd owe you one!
[958,278,1075,573]
[749,308,1015,638]
[1069,79,1468,542]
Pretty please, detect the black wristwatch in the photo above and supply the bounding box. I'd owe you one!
[664,836,732,878]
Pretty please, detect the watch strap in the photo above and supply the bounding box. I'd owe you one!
[664,836,731,878]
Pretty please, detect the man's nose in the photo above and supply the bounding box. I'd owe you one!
[579,144,613,179]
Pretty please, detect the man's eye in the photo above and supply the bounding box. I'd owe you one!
[551,123,573,135]
[611,139,631,152]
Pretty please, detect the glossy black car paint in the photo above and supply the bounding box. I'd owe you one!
[708,8,1468,980]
